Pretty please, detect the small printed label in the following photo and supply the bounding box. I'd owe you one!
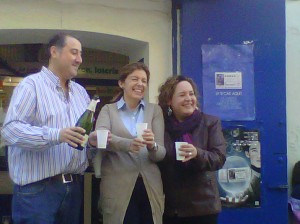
[81,134,89,147]
[228,167,250,183]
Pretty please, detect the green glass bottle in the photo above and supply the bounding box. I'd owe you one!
[72,95,100,150]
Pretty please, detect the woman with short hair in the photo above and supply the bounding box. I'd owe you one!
[158,75,226,224]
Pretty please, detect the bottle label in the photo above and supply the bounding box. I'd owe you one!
[81,134,89,147]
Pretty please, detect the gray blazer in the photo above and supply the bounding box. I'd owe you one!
[94,102,166,224]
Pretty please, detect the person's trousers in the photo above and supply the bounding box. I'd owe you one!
[163,213,219,224]
[123,176,154,224]
[12,174,83,224]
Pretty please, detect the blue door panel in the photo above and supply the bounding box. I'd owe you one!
[172,0,287,223]
[266,154,288,190]
[219,208,263,224]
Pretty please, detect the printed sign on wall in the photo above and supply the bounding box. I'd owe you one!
[202,44,255,121]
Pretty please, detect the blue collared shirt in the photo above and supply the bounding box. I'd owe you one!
[1,66,90,185]
[117,97,145,137]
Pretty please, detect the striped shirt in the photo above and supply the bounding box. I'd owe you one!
[117,97,145,136]
[1,67,90,186]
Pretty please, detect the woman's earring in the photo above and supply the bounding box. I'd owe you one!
[167,106,172,116]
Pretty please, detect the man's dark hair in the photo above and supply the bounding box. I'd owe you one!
[46,33,79,59]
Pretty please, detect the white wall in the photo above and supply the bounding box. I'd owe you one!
[0,0,172,103]
[286,0,300,190]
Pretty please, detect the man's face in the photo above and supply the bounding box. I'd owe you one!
[246,141,261,168]
[52,36,82,80]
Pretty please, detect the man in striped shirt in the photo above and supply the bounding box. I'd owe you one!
[1,33,91,224]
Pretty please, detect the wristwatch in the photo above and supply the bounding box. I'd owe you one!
[149,142,158,151]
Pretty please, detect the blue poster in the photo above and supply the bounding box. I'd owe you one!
[202,44,255,120]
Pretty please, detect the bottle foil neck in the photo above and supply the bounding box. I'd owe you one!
[87,99,100,112]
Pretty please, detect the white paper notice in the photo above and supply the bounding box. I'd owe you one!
[215,72,242,89]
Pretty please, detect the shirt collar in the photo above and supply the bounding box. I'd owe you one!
[117,97,145,111]
[42,66,74,93]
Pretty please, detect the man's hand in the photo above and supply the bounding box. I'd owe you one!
[59,127,86,147]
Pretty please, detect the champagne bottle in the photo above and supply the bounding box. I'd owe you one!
[71,95,100,150]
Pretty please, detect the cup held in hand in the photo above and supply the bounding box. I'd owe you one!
[97,130,109,149]
[175,142,187,161]
[136,123,148,140]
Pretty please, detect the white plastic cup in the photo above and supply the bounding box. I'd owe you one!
[175,142,188,161]
[136,123,148,140]
[97,129,109,149]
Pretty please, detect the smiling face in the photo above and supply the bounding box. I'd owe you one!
[169,81,197,122]
[118,69,148,108]
[50,36,82,82]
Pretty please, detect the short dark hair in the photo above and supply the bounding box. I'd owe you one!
[46,32,79,59]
